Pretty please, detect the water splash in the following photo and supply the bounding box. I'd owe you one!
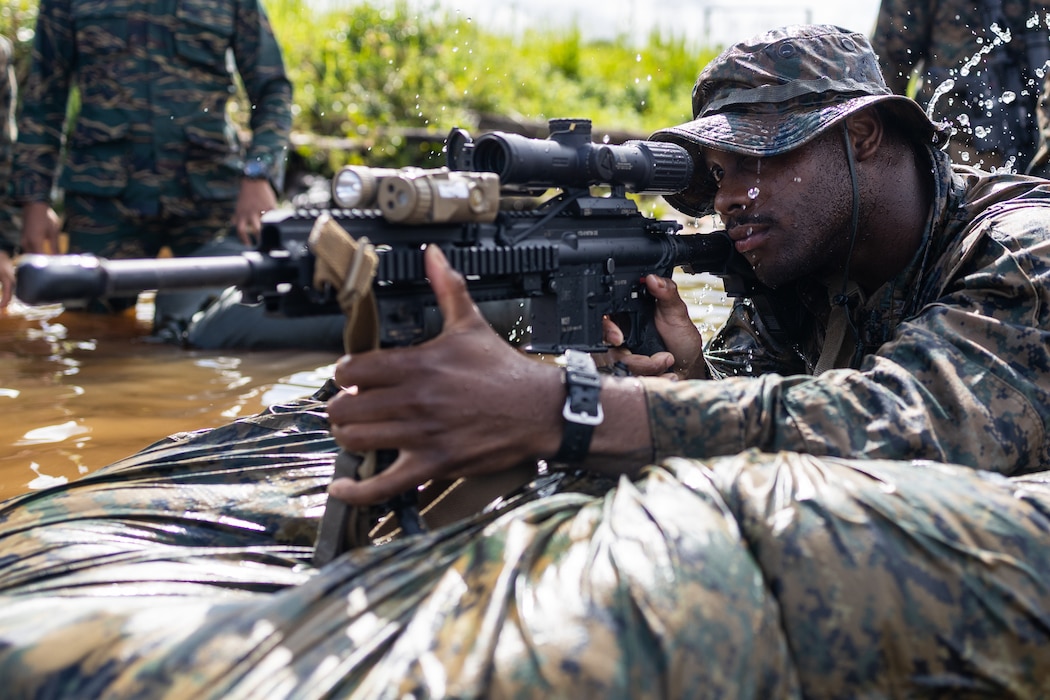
[926,78,957,119]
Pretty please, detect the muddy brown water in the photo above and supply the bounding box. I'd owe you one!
[0,274,729,502]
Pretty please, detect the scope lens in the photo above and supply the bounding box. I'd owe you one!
[472,138,509,177]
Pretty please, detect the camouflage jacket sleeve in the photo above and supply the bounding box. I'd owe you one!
[643,201,1050,476]
[9,0,74,204]
[233,0,292,187]
[871,0,934,95]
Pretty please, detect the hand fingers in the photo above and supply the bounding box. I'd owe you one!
[646,275,693,319]
[236,221,258,247]
[328,389,442,452]
[616,350,675,377]
[327,452,435,506]
[602,315,625,346]
[425,244,479,329]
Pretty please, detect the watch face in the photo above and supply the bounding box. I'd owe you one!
[243,161,269,179]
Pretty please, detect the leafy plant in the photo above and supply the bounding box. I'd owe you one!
[3,0,717,175]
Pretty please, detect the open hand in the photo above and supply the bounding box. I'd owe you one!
[326,245,564,507]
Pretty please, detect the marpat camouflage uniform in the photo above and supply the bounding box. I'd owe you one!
[9,0,292,259]
[0,387,1048,696]
[646,148,1050,474]
[872,0,1050,172]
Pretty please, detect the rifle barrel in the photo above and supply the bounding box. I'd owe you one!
[15,252,281,304]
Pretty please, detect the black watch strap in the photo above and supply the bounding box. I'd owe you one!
[553,349,603,464]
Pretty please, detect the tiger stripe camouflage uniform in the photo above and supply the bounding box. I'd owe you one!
[872,0,1050,173]
[9,0,291,266]
[0,35,19,258]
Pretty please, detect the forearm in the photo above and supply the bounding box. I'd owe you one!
[577,374,654,476]
[234,0,292,169]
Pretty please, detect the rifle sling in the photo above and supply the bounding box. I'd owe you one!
[307,216,537,561]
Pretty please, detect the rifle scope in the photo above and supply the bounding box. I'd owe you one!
[448,118,695,194]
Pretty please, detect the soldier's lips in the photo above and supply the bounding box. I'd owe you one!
[729,224,770,254]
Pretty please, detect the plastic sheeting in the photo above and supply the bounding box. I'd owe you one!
[0,388,1049,698]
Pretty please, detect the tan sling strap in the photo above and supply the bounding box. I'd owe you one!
[308,215,536,551]
[814,273,864,376]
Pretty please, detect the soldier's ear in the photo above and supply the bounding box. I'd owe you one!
[845,109,882,161]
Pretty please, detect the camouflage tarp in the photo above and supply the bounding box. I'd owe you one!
[0,386,1048,698]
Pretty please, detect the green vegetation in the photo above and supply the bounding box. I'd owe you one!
[1,0,718,174]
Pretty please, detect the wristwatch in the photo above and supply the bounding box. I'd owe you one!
[552,349,604,464]
[242,159,270,181]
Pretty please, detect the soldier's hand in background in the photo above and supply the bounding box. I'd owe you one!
[19,202,61,255]
[0,250,14,310]
[233,179,278,246]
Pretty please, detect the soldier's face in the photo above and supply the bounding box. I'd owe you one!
[701,129,857,288]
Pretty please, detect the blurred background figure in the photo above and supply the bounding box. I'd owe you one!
[0,33,61,311]
[6,0,322,347]
[0,35,23,309]
[0,34,18,309]
[872,0,1050,173]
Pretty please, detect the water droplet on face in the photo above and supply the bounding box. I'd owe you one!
[793,176,802,183]
[747,187,760,200]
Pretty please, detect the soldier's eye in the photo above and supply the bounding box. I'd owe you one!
[709,164,725,184]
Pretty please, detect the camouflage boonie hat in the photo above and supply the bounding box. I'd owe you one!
[651,24,949,217]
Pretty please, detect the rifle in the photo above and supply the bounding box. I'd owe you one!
[16,118,795,563]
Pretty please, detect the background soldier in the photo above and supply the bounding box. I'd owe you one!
[8,0,292,339]
[872,0,1050,173]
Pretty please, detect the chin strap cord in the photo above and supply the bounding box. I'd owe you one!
[815,124,865,375]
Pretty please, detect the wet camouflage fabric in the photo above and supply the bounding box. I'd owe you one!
[647,145,1050,474]
[9,0,291,217]
[0,35,18,256]
[0,388,1049,696]
[872,0,1050,172]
